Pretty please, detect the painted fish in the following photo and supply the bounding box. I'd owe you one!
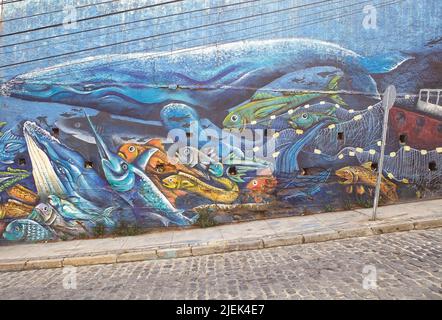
[0,199,34,219]
[289,106,339,130]
[29,202,89,238]
[86,114,195,226]
[6,184,39,205]
[162,172,239,204]
[8,39,409,118]
[246,176,278,193]
[0,167,31,192]
[0,129,27,165]
[47,194,115,228]
[160,103,246,160]
[3,219,54,242]
[118,139,202,178]
[55,111,164,145]
[335,162,398,202]
[118,140,202,206]
[222,75,344,129]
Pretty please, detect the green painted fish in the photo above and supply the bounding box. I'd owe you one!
[289,106,339,130]
[223,75,345,129]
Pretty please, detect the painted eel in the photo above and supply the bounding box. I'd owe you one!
[162,172,239,204]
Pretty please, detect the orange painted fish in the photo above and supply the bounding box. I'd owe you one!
[246,176,278,193]
[117,139,204,205]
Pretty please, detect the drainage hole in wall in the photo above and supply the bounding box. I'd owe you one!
[399,134,407,144]
[337,132,344,140]
[84,161,94,169]
[228,166,237,176]
[52,127,60,137]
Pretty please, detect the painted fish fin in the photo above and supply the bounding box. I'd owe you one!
[255,104,286,119]
[189,213,199,224]
[325,75,348,107]
[145,138,165,151]
[329,95,347,107]
[326,74,341,91]
[251,91,280,101]
[361,162,373,170]
[359,53,413,74]
[180,180,195,189]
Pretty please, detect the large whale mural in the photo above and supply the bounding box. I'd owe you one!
[0,0,441,243]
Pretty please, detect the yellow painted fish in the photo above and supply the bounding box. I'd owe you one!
[162,172,239,204]
[223,75,345,129]
[335,162,399,202]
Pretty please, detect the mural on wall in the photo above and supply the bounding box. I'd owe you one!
[0,0,441,242]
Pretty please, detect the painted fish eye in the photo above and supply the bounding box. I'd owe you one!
[252,180,258,186]
[42,205,48,212]
[183,148,190,155]
[231,114,239,122]
[128,146,136,153]
[121,163,128,171]
[168,177,174,183]
[15,226,20,231]
[302,113,308,119]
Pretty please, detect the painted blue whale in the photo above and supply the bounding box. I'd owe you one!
[6,39,410,119]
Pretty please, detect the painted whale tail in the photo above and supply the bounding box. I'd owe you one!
[359,53,413,74]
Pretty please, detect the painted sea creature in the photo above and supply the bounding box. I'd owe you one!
[163,172,240,204]
[47,194,115,228]
[223,75,344,129]
[160,103,245,160]
[0,199,34,219]
[29,202,89,238]
[8,39,409,118]
[335,162,399,202]
[246,176,278,193]
[86,114,196,226]
[55,111,164,145]
[118,139,201,178]
[3,219,54,242]
[23,121,136,224]
[177,145,273,183]
[0,129,27,164]
[6,184,39,205]
[289,106,339,130]
[246,176,278,203]
[0,167,31,192]
[337,146,442,187]
[118,140,196,206]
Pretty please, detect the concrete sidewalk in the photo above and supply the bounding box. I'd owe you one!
[0,199,441,272]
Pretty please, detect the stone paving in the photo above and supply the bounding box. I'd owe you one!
[0,229,440,300]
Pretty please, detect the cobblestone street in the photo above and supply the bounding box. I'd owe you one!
[0,229,441,300]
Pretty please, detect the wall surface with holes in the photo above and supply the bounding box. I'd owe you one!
[0,0,441,242]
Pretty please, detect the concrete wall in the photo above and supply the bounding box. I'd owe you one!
[0,0,441,242]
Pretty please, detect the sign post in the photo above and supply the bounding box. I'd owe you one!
[371,85,396,221]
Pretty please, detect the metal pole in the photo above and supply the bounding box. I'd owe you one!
[371,85,396,221]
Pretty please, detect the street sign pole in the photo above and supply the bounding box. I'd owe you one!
[371,85,396,221]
